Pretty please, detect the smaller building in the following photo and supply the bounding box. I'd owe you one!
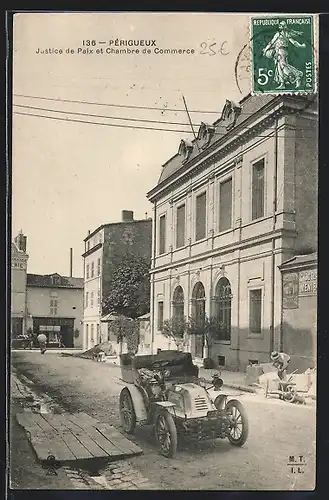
[82,210,152,350]
[279,253,317,372]
[11,231,29,337]
[26,273,84,347]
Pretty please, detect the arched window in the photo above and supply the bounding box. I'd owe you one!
[192,282,206,329]
[172,286,184,322]
[213,277,232,341]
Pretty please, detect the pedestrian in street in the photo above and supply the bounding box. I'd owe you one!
[270,351,291,380]
[37,332,47,354]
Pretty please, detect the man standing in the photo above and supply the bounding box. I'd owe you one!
[270,351,291,381]
[36,332,47,354]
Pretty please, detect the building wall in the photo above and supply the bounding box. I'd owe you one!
[293,115,318,253]
[11,242,28,336]
[82,220,152,351]
[83,229,104,350]
[102,219,152,300]
[149,98,317,371]
[281,265,317,372]
[27,286,84,346]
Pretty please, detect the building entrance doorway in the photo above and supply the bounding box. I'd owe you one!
[191,281,206,359]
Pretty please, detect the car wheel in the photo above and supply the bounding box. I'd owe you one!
[119,388,136,434]
[154,410,177,458]
[226,399,249,446]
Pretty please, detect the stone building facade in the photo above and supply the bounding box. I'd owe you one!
[11,231,29,337]
[26,273,84,348]
[82,211,152,351]
[147,94,317,371]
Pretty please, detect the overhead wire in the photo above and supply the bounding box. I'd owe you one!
[13,109,316,139]
[13,93,233,115]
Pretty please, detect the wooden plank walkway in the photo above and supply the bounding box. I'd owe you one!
[16,411,143,463]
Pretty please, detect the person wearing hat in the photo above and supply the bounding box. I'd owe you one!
[270,351,291,380]
[37,332,47,354]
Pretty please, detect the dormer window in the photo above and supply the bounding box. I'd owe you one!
[197,122,215,149]
[221,99,242,131]
[178,139,193,163]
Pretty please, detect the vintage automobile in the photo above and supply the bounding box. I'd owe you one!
[119,350,249,458]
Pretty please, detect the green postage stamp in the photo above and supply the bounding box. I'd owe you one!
[251,15,316,94]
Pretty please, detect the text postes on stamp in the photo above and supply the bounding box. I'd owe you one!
[251,15,316,95]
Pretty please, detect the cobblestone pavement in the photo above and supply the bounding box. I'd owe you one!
[10,351,316,491]
[63,461,158,490]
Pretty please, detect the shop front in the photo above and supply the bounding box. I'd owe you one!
[32,317,75,348]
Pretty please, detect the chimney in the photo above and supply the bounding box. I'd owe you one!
[121,210,134,222]
[69,248,73,277]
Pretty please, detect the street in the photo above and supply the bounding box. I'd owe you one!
[10,351,316,491]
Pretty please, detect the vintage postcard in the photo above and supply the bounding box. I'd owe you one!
[9,12,318,491]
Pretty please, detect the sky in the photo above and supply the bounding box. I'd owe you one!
[12,12,251,277]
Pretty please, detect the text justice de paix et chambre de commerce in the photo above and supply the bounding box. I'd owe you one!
[35,38,198,56]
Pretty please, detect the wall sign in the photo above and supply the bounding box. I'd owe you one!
[282,272,299,309]
[299,268,317,296]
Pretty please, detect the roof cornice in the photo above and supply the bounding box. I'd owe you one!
[147,96,315,202]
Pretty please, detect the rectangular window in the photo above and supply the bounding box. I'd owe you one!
[252,159,265,220]
[249,289,262,334]
[91,261,95,278]
[87,241,90,251]
[90,291,94,308]
[157,301,164,331]
[91,324,94,343]
[97,258,101,276]
[195,192,207,241]
[86,264,90,279]
[50,298,58,315]
[176,204,186,248]
[219,178,232,232]
[85,292,89,308]
[159,215,166,255]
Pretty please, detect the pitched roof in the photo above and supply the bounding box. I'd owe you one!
[27,273,84,289]
[157,93,276,185]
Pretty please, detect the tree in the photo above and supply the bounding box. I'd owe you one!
[161,316,189,350]
[109,314,140,355]
[186,315,220,359]
[103,253,150,319]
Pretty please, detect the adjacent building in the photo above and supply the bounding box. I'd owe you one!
[26,273,84,347]
[82,210,152,351]
[11,231,29,337]
[147,93,317,371]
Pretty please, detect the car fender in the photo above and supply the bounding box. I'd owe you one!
[154,401,176,417]
[124,385,148,421]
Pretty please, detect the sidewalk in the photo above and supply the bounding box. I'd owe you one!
[197,366,256,393]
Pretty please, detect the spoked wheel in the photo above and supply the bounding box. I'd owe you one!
[226,399,249,447]
[119,388,136,434]
[283,385,297,403]
[154,410,177,458]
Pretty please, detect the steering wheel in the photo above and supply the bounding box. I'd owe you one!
[152,361,171,379]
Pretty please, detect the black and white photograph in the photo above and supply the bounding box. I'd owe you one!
[9,11,318,491]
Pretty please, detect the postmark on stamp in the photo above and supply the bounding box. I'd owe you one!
[251,15,316,94]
